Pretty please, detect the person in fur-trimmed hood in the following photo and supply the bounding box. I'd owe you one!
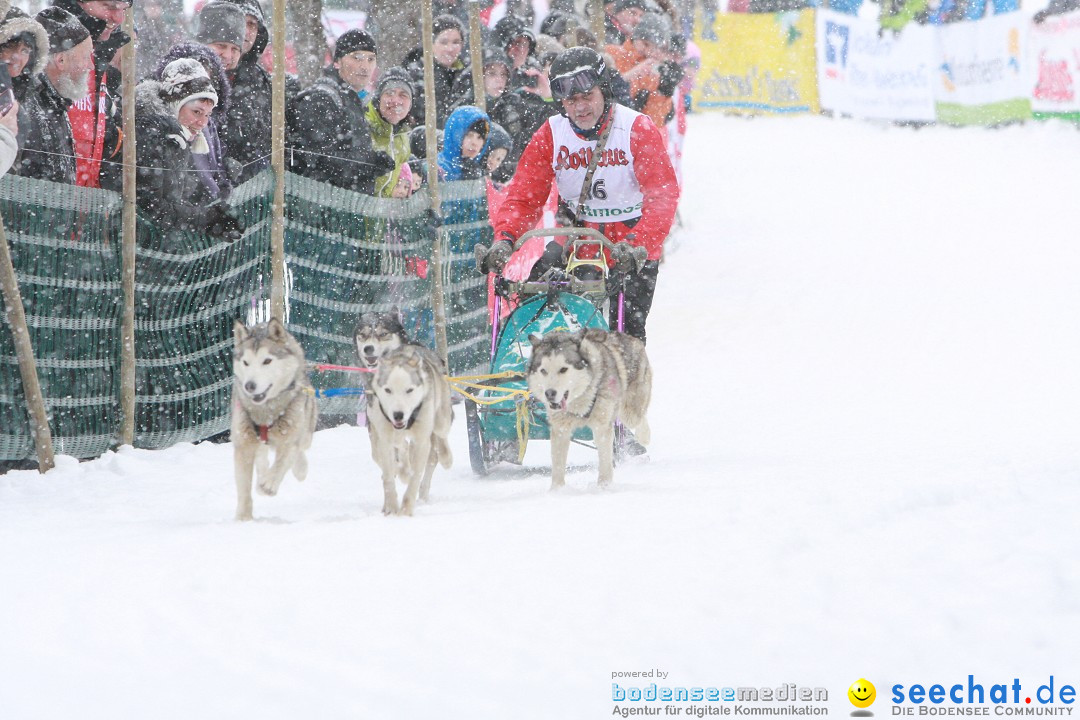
[0,2,49,166]
[0,1,48,101]
[134,58,243,240]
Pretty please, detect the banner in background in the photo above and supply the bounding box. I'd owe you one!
[934,12,1032,124]
[816,9,936,121]
[694,10,820,115]
[1027,10,1080,118]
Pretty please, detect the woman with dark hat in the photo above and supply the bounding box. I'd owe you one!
[365,67,415,198]
[405,14,466,128]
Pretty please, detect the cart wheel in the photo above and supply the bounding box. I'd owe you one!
[465,399,489,476]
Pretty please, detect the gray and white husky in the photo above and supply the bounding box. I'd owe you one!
[367,344,453,516]
[527,329,652,489]
[232,318,317,521]
[353,311,408,373]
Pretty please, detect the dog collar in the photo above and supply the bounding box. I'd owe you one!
[249,380,301,443]
[566,376,617,420]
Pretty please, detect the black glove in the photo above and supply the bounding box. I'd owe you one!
[1033,8,1050,22]
[202,200,244,241]
[476,240,514,274]
[94,30,130,67]
[657,61,684,97]
[370,151,396,176]
[609,242,636,273]
[609,240,649,273]
[427,208,443,231]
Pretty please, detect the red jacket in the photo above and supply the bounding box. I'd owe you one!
[493,105,679,262]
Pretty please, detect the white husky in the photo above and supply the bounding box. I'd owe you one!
[232,318,317,521]
[366,344,453,516]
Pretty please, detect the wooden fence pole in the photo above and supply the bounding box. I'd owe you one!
[0,214,54,472]
[468,0,486,112]
[592,0,606,47]
[270,0,287,323]
[422,0,450,367]
[119,5,136,446]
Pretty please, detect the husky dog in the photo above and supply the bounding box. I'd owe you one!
[367,344,453,516]
[232,318,318,521]
[527,329,652,489]
[354,311,408,373]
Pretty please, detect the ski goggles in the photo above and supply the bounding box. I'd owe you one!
[550,67,602,101]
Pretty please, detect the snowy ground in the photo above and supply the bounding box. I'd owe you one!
[2,114,1079,719]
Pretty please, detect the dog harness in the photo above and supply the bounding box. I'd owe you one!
[566,377,619,420]
[248,380,312,443]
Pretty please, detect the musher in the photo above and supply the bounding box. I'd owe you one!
[479,46,680,344]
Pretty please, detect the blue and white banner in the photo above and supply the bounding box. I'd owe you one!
[815,9,936,121]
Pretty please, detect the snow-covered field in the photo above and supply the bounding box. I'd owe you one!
[2,114,1079,719]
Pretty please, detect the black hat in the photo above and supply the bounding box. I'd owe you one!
[35,6,89,54]
[481,47,512,72]
[334,28,376,60]
[374,66,413,100]
[632,12,671,49]
[432,14,464,39]
[493,15,536,54]
[196,2,246,49]
[614,0,652,12]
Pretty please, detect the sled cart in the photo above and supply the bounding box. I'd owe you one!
[462,227,647,476]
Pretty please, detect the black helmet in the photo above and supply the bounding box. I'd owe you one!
[549,46,609,101]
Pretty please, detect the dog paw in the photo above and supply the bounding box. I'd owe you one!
[398,501,414,517]
[235,511,253,522]
[257,481,277,497]
[382,500,399,515]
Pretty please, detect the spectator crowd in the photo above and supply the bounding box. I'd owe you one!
[0,0,699,238]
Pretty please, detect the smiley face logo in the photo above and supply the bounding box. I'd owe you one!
[848,679,876,709]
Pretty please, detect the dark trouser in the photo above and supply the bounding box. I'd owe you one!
[609,260,659,344]
[529,241,660,343]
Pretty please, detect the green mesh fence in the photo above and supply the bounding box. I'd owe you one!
[0,170,491,461]
[0,175,122,461]
[440,179,493,378]
[284,172,433,417]
[133,173,273,448]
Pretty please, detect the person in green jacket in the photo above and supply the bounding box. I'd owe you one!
[365,67,415,198]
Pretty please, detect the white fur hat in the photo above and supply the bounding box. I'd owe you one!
[159,58,218,119]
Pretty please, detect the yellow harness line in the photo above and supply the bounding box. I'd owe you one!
[444,370,531,463]
[444,371,529,405]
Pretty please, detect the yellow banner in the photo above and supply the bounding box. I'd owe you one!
[694,10,820,115]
